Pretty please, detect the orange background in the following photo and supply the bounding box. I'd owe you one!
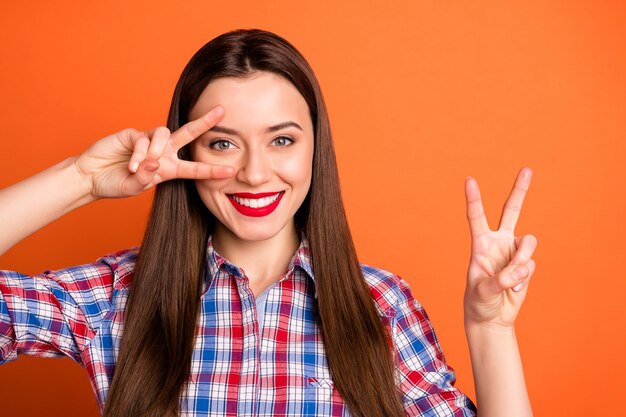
[1,1,625,416]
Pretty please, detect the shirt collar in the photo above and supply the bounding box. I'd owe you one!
[204,234,316,297]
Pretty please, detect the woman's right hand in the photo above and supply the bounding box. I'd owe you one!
[1,108,233,255]
[74,106,234,199]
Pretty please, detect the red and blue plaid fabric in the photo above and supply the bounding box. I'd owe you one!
[0,237,476,416]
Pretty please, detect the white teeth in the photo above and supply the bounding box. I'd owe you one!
[232,193,281,208]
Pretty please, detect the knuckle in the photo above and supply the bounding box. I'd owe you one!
[191,163,200,178]
[156,126,171,136]
[187,166,202,179]
[123,127,140,136]
[467,209,485,221]
[505,203,521,213]
[184,124,196,139]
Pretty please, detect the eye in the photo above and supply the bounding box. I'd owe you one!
[209,139,236,151]
[272,136,294,147]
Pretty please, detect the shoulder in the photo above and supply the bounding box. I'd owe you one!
[93,247,139,290]
[360,264,446,370]
[360,263,421,318]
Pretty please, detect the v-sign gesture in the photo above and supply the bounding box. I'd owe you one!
[74,105,234,199]
[464,167,538,328]
[0,106,236,255]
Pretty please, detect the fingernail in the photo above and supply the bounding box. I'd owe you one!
[512,265,527,280]
[143,160,159,172]
[512,281,526,292]
[131,162,139,173]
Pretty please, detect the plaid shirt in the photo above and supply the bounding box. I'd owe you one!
[0,237,476,416]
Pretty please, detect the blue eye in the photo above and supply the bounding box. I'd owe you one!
[209,139,235,151]
[273,136,294,147]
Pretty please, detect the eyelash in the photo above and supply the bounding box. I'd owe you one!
[272,136,294,147]
[209,139,235,151]
[208,136,294,150]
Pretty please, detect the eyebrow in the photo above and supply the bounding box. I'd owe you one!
[209,121,303,135]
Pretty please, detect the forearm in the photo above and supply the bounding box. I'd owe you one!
[0,157,96,255]
[465,323,532,417]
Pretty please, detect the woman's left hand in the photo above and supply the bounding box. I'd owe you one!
[463,167,537,328]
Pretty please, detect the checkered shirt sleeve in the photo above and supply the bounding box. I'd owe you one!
[0,254,124,365]
[363,265,477,416]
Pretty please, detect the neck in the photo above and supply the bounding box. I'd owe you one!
[212,222,300,294]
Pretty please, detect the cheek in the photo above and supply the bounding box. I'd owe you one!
[194,179,225,206]
[277,151,313,193]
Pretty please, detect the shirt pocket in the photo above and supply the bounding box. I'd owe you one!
[304,376,349,416]
[307,376,335,389]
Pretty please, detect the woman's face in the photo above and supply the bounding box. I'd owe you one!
[189,72,314,243]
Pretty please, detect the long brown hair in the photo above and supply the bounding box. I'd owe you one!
[103,29,404,417]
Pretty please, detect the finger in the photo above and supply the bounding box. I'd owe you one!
[511,234,538,265]
[121,158,160,194]
[465,176,491,239]
[492,261,531,292]
[479,257,537,297]
[498,167,532,232]
[116,127,144,147]
[171,106,225,149]
[128,134,151,173]
[175,160,235,180]
[513,259,536,292]
[146,126,171,160]
[114,129,147,173]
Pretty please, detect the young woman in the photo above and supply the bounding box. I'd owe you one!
[0,29,537,417]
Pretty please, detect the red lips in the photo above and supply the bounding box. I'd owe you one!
[227,191,284,217]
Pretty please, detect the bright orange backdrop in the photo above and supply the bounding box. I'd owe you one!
[1,1,624,416]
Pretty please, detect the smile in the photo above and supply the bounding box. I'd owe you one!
[227,191,284,217]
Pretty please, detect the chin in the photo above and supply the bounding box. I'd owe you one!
[223,221,293,243]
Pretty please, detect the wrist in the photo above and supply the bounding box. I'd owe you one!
[67,156,98,204]
[55,156,98,209]
[464,320,531,417]
[465,319,517,339]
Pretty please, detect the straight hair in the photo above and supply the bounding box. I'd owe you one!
[103,29,405,417]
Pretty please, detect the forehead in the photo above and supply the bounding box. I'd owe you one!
[189,72,313,133]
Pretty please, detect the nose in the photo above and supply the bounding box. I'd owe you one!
[236,148,272,186]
